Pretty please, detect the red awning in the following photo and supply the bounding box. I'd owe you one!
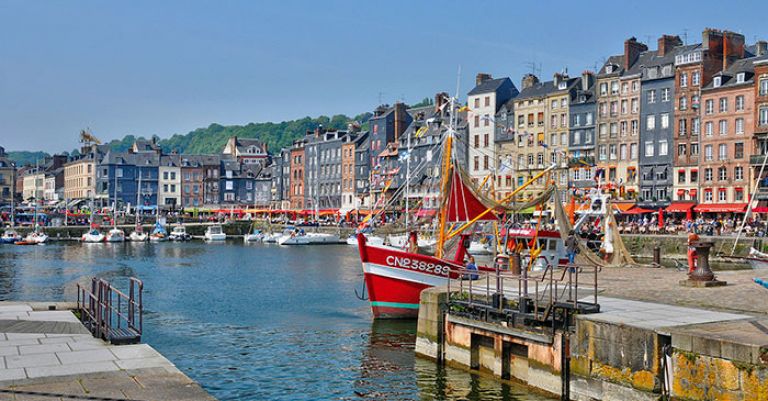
[415,209,437,217]
[623,206,656,215]
[665,202,696,213]
[753,207,768,213]
[690,189,698,197]
[676,189,685,195]
[693,203,748,213]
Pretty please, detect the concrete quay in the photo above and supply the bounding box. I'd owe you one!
[0,302,215,400]
[416,268,768,401]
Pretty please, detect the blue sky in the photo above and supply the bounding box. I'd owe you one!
[0,0,765,152]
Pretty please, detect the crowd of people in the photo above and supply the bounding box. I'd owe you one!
[617,215,768,237]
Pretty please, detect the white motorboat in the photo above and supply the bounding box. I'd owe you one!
[263,232,281,243]
[24,231,48,244]
[244,229,265,243]
[81,228,105,243]
[204,225,227,241]
[169,225,191,241]
[106,228,126,243]
[747,247,768,270]
[388,233,436,249]
[278,231,310,245]
[1,229,22,244]
[305,232,340,244]
[346,233,385,246]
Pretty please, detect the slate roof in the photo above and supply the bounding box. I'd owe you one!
[703,54,768,90]
[597,55,625,78]
[516,77,579,100]
[468,78,509,95]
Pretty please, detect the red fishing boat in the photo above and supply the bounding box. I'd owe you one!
[356,96,558,317]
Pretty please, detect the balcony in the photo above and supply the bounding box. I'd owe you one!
[751,154,768,166]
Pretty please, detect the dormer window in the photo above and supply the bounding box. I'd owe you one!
[736,73,745,83]
[558,81,567,90]
[605,65,614,74]
[713,77,722,88]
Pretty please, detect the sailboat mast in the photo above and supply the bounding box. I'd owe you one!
[435,95,456,259]
[33,160,38,231]
[405,127,411,230]
[113,167,118,228]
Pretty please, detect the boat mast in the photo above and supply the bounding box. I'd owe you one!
[731,152,768,255]
[113,166,118,228]
[435,95,456,259]
[33,159,38,232]
[136,170,142,225]
[405,125,411,230]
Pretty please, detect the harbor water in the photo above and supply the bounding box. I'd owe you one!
[0,241,552,400]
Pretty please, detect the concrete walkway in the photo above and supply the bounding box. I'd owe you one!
[0,303,215,400]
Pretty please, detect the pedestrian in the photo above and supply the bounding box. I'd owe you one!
[565,230,579,265]
[464,255,478,280]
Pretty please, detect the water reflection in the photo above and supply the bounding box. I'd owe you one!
[0,242,551,400]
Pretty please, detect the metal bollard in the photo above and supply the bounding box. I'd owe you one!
[510,253,521,275]
[653,246,661,266]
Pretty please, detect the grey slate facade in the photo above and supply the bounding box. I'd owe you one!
[639,48,680,207]
[568,72,597,189]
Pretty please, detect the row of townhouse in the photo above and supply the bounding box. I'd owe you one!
[0,136,273,211]
[268,93,469,213]
[465,28,768,213]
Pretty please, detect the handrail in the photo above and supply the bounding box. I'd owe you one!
[76,277,143,343]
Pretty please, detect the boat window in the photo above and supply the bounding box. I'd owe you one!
[549,240,557,251]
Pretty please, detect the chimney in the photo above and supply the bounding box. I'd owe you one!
[475,73,492,87]
[624,37,648,70]
[657,34,683,57]
[553,73,562,87]
[581,70,594,91]
[521,73,540,90]
[757,41,768,57]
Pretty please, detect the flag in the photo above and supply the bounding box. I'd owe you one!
[415,126,428,138]
[457,105,471,112]
[540,142,549,148]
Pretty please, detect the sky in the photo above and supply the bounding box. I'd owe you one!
[1,0,766,153]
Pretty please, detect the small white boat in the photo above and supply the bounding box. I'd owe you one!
[129,231,148,242]
[278,231,310,245]
[1,229,22,244]
[106,228,126,243]
[81,229,105,243]
[204,225,227,241]
[346,233,385,246]
[388,233,437,249]
[244,229,265,243]
[263,232,281,243]
[24,231,48,244]
[169,225,191,241]
[747,247,768,270]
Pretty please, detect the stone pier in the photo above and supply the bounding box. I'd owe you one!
[416,285,768,400]
[0,302,215,400]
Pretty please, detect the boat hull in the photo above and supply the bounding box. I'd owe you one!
[748,258,768,270]
[358,236,462,319]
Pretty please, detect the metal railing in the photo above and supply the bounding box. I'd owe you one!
[446,263,600,329]
[77,277,143,344]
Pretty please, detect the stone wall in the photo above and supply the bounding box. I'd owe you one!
[622,234,762,258]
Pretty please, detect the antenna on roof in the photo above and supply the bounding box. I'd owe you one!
[682,28,689,45]
[523,61,541,77]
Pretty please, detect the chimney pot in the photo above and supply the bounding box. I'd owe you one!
[521,74,540,90]
[757,41,768,57]
[475,73,492,86]
[624,37,648,70]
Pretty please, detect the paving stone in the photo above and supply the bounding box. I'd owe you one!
[24,361,119,379]
[0,368,26,382]
[4,333,44,340]
[0,339,42,347]
[66,339,106,351]
[108,344,161,360]
[56,349,115,365]
[0,347,18,357]
[4,353,60,369]
[0,305,32,313]
[115,356,174,370]
[18,343,70,355]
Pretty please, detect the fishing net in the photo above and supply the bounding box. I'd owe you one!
[552,187,641,268]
